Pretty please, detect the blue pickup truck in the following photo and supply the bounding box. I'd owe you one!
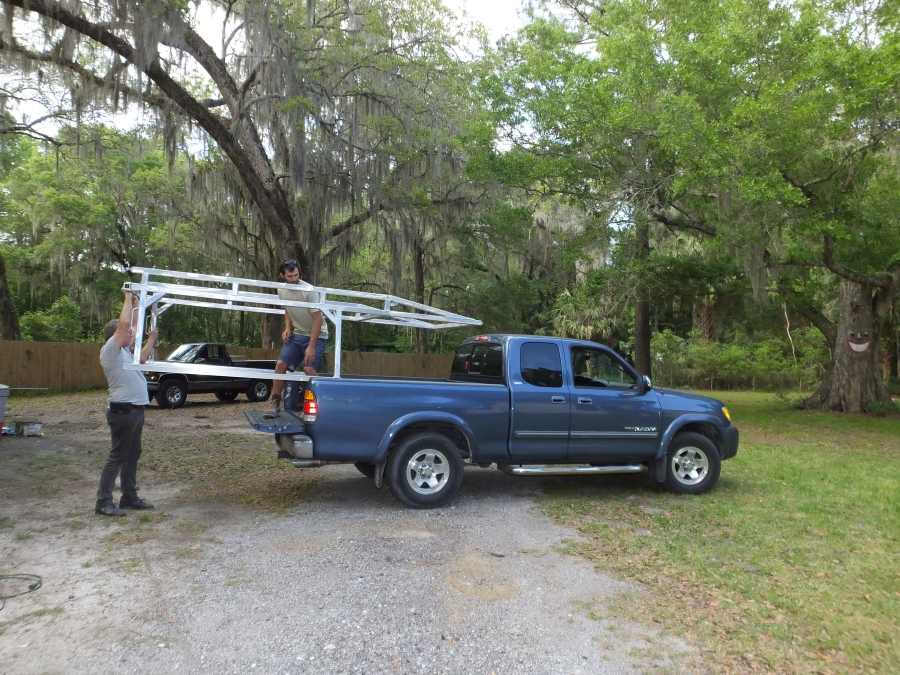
[248,334,738,508]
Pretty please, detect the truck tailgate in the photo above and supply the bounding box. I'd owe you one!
[245,410,306,434]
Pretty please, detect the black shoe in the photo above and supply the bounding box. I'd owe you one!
[95,501,126,517]
[119,496,154,510]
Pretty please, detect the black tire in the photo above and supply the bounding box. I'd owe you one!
[386,432,464,509]
[664,431,721,494]
[215,391,239,402]
[354,462,376,479]
[157,379,187,409]
[246,380,272,402]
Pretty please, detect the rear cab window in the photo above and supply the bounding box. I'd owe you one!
[520,342,563,388]
[450,340,504,384]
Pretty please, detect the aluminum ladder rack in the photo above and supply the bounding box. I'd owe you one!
[123,266,482,381]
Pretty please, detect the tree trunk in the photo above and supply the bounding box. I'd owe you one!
[0,251,20,340]
[634,217,651,376]
[261,315,281,350]
[805,280,890,412]
[692,294,717,340]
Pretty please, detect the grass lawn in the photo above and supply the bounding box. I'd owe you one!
[541,391,899,673]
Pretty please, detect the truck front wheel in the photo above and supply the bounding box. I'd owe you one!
[157,380,187,409]
[665,432,721,494]
[387,432,464,509]
[246,380,271,402]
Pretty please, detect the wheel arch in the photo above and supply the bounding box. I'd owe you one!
[158,373,188,386]
[375,412,475,464]
[653,414,725,481]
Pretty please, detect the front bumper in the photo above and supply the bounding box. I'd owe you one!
[721,426,739,460]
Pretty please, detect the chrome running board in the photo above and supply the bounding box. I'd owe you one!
[501,464,646,476]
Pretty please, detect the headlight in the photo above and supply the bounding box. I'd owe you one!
[721,406,732,423]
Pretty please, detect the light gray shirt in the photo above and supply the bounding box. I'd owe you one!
[278,286,329,339]
[100,336,149,405]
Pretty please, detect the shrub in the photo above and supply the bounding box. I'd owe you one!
[20,295,83,341]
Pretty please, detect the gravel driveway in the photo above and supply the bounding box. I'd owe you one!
[1,393,692,674]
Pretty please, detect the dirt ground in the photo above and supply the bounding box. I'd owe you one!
[1,391,698,674]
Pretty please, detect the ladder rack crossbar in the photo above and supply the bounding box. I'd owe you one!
[136,361,310,382]
[125,279,479,326]
[123,267,481,380]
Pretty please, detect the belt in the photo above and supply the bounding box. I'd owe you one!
[108,402,144,412]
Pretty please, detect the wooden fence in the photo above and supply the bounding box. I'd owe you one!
[0,341,453,391]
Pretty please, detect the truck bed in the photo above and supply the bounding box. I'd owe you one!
[307,377,510,462]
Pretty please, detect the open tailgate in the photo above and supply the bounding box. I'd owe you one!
[244,410,306,434]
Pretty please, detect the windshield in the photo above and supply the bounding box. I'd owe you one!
[167,344,204,362]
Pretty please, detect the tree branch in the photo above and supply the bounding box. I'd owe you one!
[328,204,384,239]
[823,233,890,289]
[650,204,717,236]
[0,34,171,111]
[6,0,299,265]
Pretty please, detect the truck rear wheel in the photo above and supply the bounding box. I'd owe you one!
[387,432,464,509]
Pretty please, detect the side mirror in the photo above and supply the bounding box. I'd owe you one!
[640,375,652,393]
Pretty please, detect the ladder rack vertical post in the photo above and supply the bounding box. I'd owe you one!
[333,312,343,378]
[149,303,159,362]
[132,270,149,367]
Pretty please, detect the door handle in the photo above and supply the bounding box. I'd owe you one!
[577,397,593,404]
[551,395,566,403]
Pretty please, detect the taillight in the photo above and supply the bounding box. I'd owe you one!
[302,388,318,422]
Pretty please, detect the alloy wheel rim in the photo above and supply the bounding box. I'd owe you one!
[167,387,183,404]
[672,446,709,485]
[405,449,451,495]
[255,382,268,398]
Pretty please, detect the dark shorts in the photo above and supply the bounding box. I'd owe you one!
[279,335,326,371]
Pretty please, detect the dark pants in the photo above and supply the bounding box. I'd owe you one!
[281,336,327,412]
[97,406,144,505]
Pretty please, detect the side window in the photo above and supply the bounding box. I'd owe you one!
[521,342,563,388]
[571,347,637,389]
[206,345,222,361]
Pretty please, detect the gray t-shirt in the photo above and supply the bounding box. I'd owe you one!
[100,336,149,405]
[277,286,329,339]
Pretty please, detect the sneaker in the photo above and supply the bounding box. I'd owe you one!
[119,496,154,510]
[95,501,126,517]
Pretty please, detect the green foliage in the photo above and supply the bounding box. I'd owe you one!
[20,296,83,342]
[650,328,829,390]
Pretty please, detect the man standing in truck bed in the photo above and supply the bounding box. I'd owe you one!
[271,259,329,412]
